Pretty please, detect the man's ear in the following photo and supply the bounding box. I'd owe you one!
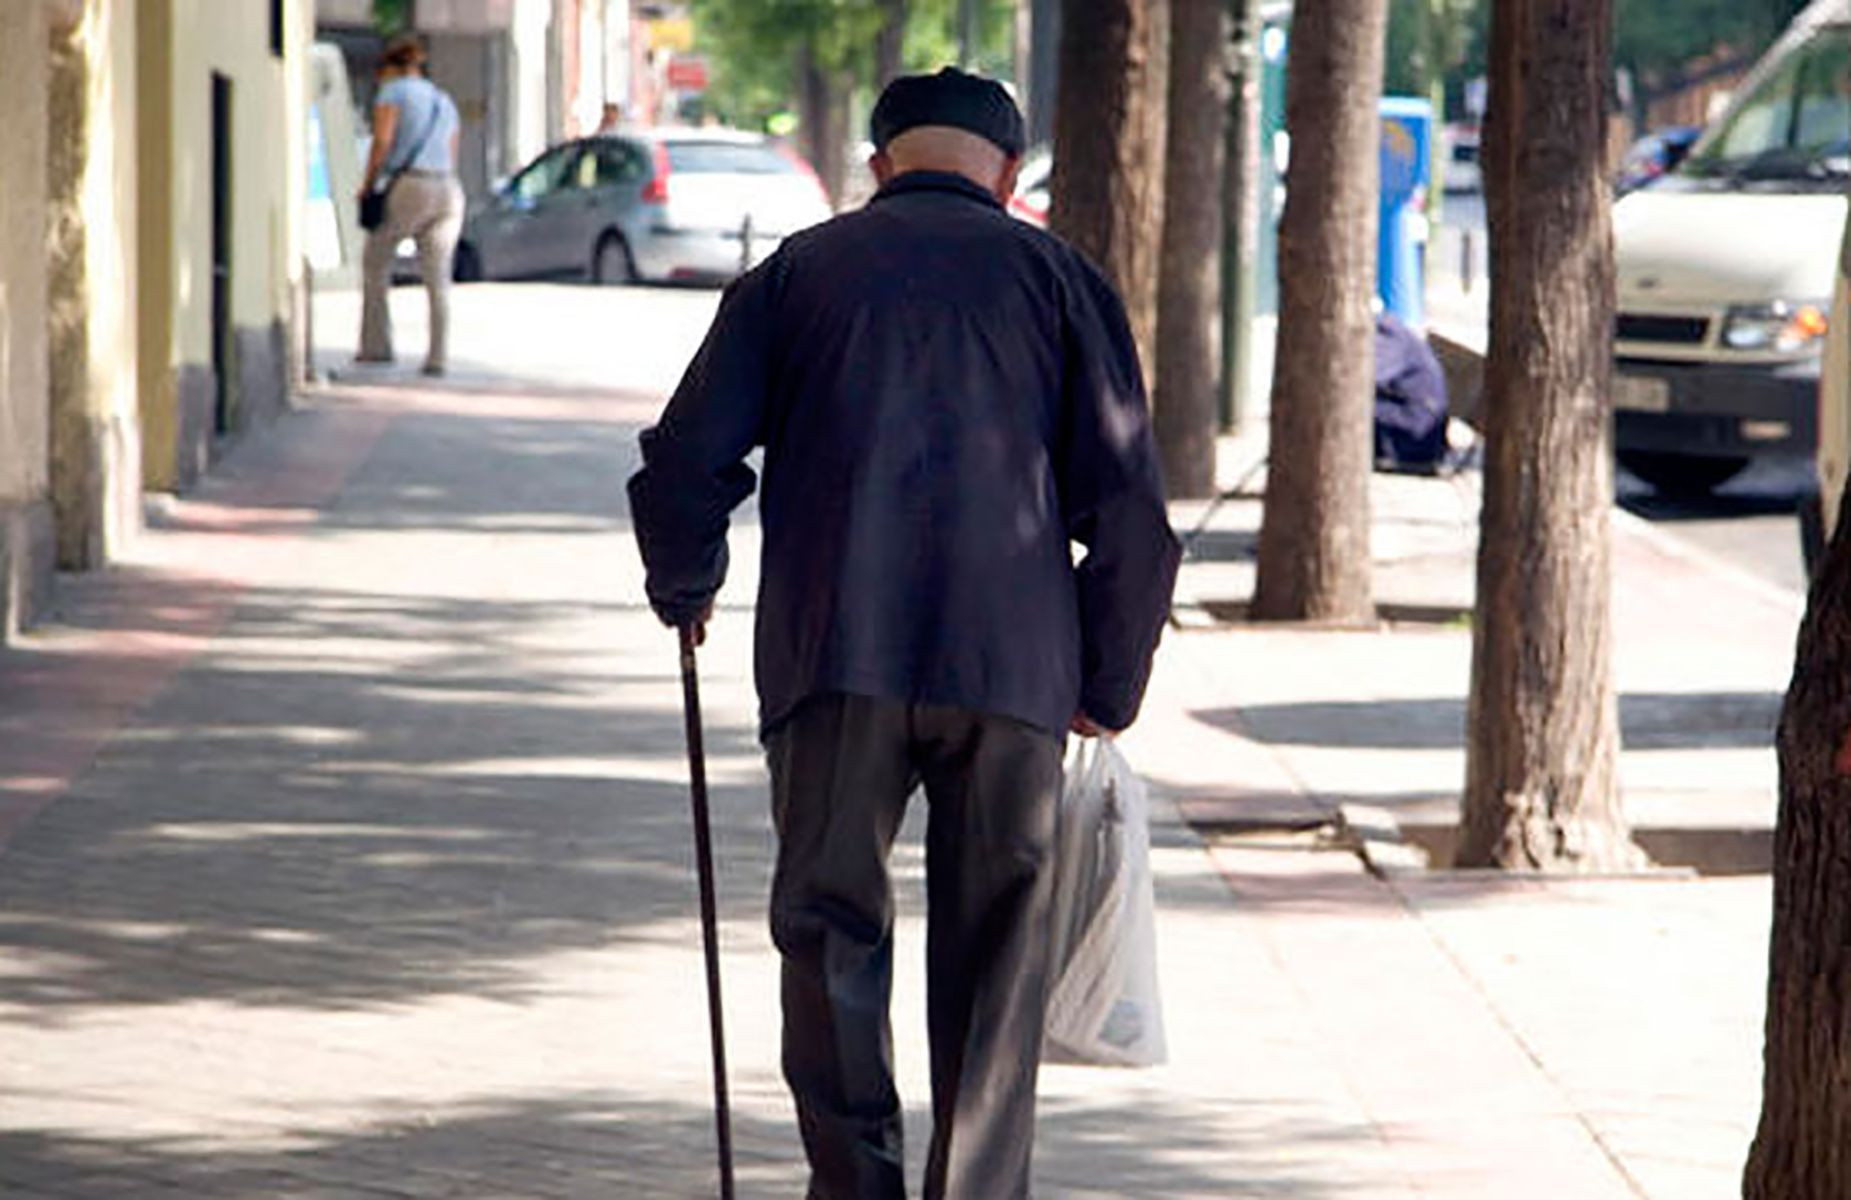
[870,149,896,186]
[993,154,1023,203]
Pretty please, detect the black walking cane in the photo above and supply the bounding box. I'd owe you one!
[677,622,737,1199]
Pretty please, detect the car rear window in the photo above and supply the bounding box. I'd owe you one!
[665,142,794,174]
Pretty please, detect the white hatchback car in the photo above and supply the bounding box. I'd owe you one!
[453,127,834,285]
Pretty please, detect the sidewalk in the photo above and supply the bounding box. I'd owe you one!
[0,282,1792,1196]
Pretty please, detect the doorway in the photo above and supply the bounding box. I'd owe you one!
[210,72,233,434]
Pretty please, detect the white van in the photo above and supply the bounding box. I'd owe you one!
[1810,184,1851,569]
[1611,0,1850,497]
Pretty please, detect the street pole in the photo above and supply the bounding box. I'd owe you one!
[959,0,979,67]
[1221,0,1262,432]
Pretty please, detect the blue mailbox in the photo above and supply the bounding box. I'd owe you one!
[1378,97,1434,328]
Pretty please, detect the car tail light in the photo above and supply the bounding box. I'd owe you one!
[642,142,672,204]
[1008,193,1048,228]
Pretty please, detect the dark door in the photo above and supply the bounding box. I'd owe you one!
[211,72,233,434]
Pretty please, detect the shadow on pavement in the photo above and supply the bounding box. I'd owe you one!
[0,579,770,1017]
[0,1091,1375,1198]
[1198,690,1780,752]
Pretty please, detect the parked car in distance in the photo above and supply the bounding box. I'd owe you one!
[1442,124,1481,194]
[1806,200,1851,573]
[449,127,833,286]
[1610,0,1850,497]
[1010,145,1051,227]
[1616,125,1702,195]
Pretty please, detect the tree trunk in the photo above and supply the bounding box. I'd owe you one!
[1456,0,1640,871]
[875,0,906,87]
[799,41,851,208]
[1743,482,1851,1182]
[1152,0,1227,500]
[1249,0,1386,622]
[1050,0,1168,385]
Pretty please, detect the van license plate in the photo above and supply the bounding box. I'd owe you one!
[1613,375,1672,413]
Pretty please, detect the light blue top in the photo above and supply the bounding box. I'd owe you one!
[377,76,459,174]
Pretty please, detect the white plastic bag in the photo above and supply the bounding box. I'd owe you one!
[1043,736,1166,1067]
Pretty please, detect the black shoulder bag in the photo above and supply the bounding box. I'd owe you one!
[359,93,442,233]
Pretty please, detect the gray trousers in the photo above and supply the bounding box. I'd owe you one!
[766,693,1063,1200]
[359,172,464,369]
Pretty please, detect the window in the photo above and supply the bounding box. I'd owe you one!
[510,146,579,202]
[590,142,648,186]
[1684,29,1851,176]
[665,142,794,175]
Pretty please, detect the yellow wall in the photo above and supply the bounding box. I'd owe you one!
[0,3,50,508]
[47,0,140,564]
[140,0,310,488]
[167,0,304,363]
[136,0,176,488]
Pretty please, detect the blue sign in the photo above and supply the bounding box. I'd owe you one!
[307,103,331,202]
[1378,97,1434,327]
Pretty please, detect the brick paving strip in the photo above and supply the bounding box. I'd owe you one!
[0,398,397,854]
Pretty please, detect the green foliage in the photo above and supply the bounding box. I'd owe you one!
[372,0,413,36]
[693,0,1016,131]
[1614,0,1807,84]
[1387,0,1808,114]
[1385,0,1487,111]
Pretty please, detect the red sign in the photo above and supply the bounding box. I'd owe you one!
[666,56,709,93]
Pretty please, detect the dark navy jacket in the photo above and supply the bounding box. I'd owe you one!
[628,170,1180,738]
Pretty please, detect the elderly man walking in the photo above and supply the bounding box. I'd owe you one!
[629,69,1180,1200]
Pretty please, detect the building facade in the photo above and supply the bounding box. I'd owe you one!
[0,3,55,638]
[0,0,311,641]
[137,0,314,492]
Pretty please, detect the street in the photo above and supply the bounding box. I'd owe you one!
[1433,190,1810,598]
[1616,458,1811,598]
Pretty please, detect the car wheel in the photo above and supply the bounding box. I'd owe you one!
[592,233,637,286]
[1617,450,1749,497]
[453,242,483,283]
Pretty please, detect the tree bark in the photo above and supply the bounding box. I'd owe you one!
[1456,0,1640,870]
[875,0,907,88]
[1249,0,1386,622]
[1050,0,1168,386]
[1743,389,1851,1184]
[1152,0,1227,500]
[799,41,851,208]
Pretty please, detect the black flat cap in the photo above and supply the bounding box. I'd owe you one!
[870,67,1026,158]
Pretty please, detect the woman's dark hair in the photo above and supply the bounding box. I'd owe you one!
[382,34,426,71]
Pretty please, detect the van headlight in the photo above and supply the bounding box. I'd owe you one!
[1721,302,1829,353]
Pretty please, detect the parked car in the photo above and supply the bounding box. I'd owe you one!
[1610,0,1850,496]
[1616,125,1702,195]
[1010,145,1052,227]
[450,127,833,285]
[1442,124,1481,194]
[1806,192,1851,572]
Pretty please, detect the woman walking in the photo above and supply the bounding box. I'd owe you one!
[356,35,463,376]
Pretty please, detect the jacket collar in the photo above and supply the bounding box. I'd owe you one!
[871,170,1006,211]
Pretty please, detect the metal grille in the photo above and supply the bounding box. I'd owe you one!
[1617,314,1710,344]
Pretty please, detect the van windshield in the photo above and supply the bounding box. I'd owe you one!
[1680,26,1851,185]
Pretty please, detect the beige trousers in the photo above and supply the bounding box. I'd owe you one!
[359,173,465,369]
